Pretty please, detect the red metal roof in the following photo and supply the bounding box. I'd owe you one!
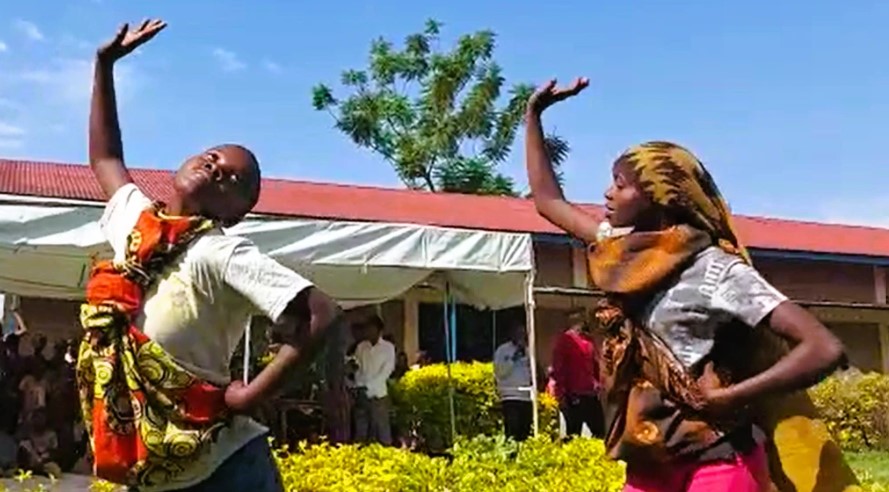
[2,158,889,258]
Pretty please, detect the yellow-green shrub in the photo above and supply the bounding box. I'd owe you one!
[274,436,624,492]
[390,362,559,450]
[809,371,889,451]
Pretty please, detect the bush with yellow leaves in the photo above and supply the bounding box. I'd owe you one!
[809,370,889,451]
[390,362,560,451]
[274,435,625,492]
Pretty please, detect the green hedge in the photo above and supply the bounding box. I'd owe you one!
[391,362,889,454]
[810,370,889,451]
[28,366,889,491]
[274,435,625,492]
[390,362,559,450]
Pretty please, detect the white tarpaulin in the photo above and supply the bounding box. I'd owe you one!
[0,196,533,309]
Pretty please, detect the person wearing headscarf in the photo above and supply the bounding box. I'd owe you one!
[525,78,859,492]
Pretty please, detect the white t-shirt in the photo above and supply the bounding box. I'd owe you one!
[493,341,532,401]
[100,184,313,491]
[643,246,788,368]
[354,338,395,399]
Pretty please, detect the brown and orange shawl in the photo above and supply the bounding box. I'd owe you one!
[589,142,860,491]
[76,204,230,487]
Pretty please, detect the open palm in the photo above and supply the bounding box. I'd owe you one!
[98,19,166,63]
[527,77,589,114]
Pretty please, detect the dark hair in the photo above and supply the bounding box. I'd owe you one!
[219,144,262,228]
[244,153,262,211]
[366,315,385,332]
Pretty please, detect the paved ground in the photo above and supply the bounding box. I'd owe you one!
[0,474,106,491]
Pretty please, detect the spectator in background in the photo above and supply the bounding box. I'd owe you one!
[28,334,48,365]
[493,322,533,442]
[353,315,396,445]
[2,306,27,339]
[410,351,432,371]
[17,408,60,478]
[18,358,49,428]
[47,339,82,471]
[391,351,409,380]
[551,309,605,438]
[0,333,23,434]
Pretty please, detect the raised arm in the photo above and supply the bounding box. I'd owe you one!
[525,78,599,243]
[90,20,166,198]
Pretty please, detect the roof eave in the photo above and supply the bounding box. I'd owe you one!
[531,233,889,266]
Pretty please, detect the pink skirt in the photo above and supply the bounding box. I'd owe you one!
[623,444,771,492]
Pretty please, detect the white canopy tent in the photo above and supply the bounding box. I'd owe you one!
[0,194,542,434]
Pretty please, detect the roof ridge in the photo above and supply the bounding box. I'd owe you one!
[0,157,889,233]
[0,158,533,203]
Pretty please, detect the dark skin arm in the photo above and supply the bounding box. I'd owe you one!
[703,301,845,412]
[89,20,166,198]
[525,78,599,243]
[225,287,340,412]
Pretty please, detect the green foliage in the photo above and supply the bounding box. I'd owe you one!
[274,435,624,492]
[312,19,569,196]
[23,371,889,491]
[809,371,889,451]
[275,440,447,491]
[847,451,889,490]
[390,362,559,451]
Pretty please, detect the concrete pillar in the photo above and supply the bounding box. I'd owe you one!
[571,247,589,289]
[875,266,887,304]
[403,290,420,364]
[874,267,889,373]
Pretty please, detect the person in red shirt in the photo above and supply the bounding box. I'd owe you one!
[550,309,605,438]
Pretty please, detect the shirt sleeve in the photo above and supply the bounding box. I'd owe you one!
[378,342,396,380]
[711,261,788,328]
[223,238,314,323]
[493,345,514,380]
[98,183,153,257]
[550,335,569,386]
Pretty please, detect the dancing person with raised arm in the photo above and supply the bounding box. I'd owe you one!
[78,20,343,492]
[525,78,858,492]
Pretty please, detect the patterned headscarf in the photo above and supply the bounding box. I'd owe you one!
[614,140,749,263]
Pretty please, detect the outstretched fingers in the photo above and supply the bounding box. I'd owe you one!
[553,77,589,99]
[113,23,129,45]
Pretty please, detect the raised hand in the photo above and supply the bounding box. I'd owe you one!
[97,19,167,63]
[527,77,590,115]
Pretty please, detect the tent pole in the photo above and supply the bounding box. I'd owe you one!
[526,271,539,437]
[242,320,252,384]
[443,283,457,445]
[450,295,457,363]
[491,310,497,358]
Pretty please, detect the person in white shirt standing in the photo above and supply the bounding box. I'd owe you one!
[80,19,341,491]
[493,322,533,442]
[353,316,396,445]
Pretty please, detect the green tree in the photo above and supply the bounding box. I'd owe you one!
[312,20,569,196]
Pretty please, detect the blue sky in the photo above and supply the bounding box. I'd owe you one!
[0,0,887,226]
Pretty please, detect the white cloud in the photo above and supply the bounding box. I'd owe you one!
[13,19,45,42]
[0,121,24,150]
[212,48,246,72]
[59,34,92,52]
[0,57,139,157]
[0,41,8,53]
[263,59,282,74]
[0,121,25,137]
[0,138,23,150]
[18,57,139,106]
